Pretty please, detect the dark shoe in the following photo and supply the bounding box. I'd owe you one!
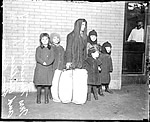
[105,85,113,94]
[105,89,113,94]
[98,87,104,96]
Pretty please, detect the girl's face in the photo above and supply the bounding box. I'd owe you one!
[105,47,111,53]
[90,35,97,42]
[41,36,49,45]
[52,36,60,45]
[80,22,86,32]
[92,51,99,59]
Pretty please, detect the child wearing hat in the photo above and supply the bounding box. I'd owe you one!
[83,46,102,101]
[50,33,65,102]
[98,41,113,94]
[87,30,98,53]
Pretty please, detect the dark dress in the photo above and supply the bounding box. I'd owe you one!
[98,53,113,84]
[83,57,101,85]
[33,46,55,86]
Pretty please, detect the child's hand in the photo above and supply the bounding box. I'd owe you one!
[43,62,47,65]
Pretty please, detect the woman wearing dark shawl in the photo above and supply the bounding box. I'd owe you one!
[64,18,87,69]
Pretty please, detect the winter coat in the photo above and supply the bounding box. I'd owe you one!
[33,46,55,86]
[98,53,113,84]
[83,57,101,85]
[53,45,65,70]
[65,31,87,68]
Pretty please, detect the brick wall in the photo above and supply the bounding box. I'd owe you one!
[2,0,125,92]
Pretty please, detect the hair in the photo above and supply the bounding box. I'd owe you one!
[39,33,51,50]
[88,46,97,57]
[72,18,88,67]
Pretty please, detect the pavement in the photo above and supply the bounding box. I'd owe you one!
[1,84,149,121]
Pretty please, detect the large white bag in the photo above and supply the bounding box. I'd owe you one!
[51,69,62,102]
[72,69,88,104]
[58,70,73,103]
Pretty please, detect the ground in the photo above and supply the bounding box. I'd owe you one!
[1,84,149,121]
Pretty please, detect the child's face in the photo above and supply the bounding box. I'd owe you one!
[91,51,99,59]
[41,36,49,45]
[52,36,60,45]
[90,35,97,42]
[80,22,86,32]
[105,47,111,53]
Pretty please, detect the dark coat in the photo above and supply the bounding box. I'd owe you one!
[98,53,113,84]
[33,46,55,86]
[83,57,101,85]
[53,45,65,70]
[65,32,87,68]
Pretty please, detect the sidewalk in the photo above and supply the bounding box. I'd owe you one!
[1,84,149,120]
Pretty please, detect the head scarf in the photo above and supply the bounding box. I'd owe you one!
[87,30,97,45]
[102,41,112,55]
[50,33,61,44]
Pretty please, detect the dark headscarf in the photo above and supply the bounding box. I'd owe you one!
[72,18,87,68]
[102,41,112,55]
[87,30,97,45]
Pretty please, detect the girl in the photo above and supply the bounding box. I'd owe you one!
[65,18,87,69]
[83,46,101,101]
[87,29,98,52]
[33,33,55,104]
[50,33,65,102]
[98,41,113,94]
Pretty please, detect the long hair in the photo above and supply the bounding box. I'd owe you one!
[72,19,87,68]
[39,33,51,50]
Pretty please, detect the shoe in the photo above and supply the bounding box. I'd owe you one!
[98,87,104,96]
[105,85,113,94]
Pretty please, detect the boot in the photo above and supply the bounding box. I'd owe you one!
[105,84,113,94]
[93,86,98,100]
[98,85,104,96]
[37,86,41,104]
[44,86,49,104]
[49,86,52,100]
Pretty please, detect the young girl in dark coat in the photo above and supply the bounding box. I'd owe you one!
[83,46,102,101]
[98,41,113,94]
[33,33,55,104]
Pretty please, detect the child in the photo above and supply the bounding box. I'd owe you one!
[83,46,101,101]
[50,33,65,102]
[98,41,113,94]
[87,29,98,52]
[33,33,55,104]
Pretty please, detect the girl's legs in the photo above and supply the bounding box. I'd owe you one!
[49,86,52,100]
[44,86,50,104]
[87,85,92,101]
[98,85,104,96]
[105,84,113,94]
[93,86,98,100]
[36,85,42,104]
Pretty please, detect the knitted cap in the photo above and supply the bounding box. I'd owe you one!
[102,41,112,48]
[50,33,61,43]
[89,30,97,37]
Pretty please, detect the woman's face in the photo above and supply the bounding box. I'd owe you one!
[90,35,97,42]
[41,36,49,45]
[80,22,86,32]
[52,36,60,45]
